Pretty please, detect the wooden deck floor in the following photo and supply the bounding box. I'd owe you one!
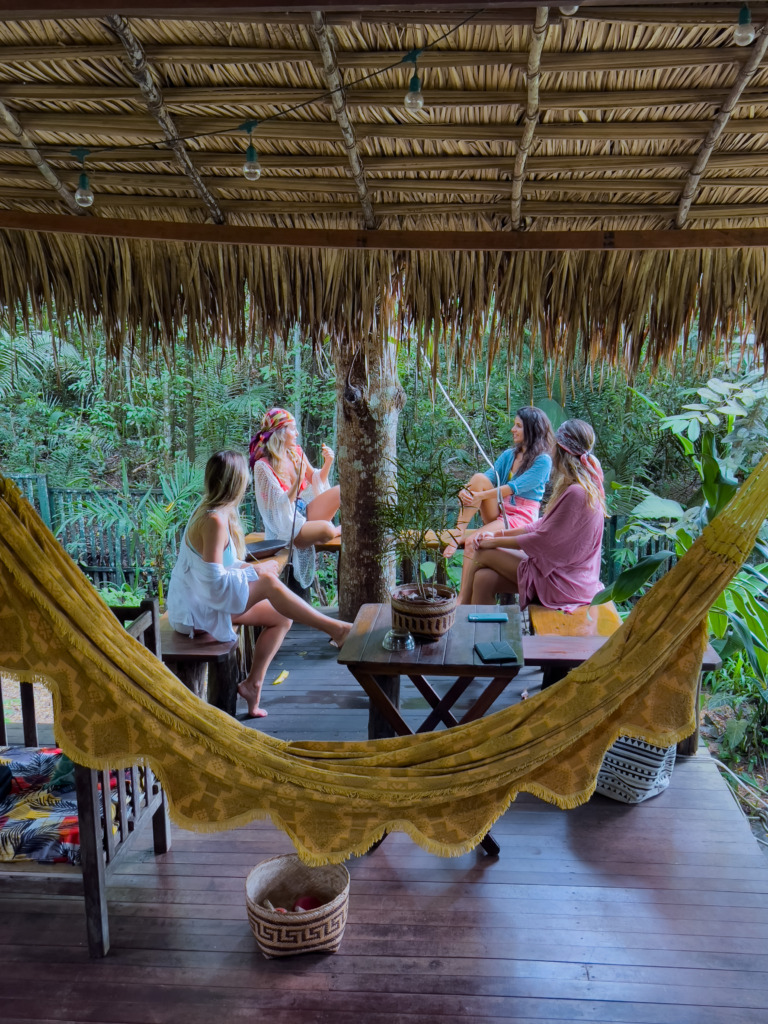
[3,623,768,1023]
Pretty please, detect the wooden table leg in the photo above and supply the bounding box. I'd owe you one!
[461,674,517,724]
[354,672,406,739]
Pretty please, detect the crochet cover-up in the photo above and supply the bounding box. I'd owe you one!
[166,526,259,642]
[252,459,329,588]
[516,484,605,611]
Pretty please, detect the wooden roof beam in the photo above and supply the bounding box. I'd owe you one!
[104,13,225,225]
[310,10,375,230]
[3,208,768,250]
[676,24,768,226]
[510,5,548,231]
[0,101,83,215]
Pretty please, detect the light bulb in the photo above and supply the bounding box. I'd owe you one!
[734,5,756,46]
[559,4,579,14]
[243,143,261,180]
[74,171,94,208]
[404,72,424,112]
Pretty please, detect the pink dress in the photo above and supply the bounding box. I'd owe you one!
[515,484,605,612]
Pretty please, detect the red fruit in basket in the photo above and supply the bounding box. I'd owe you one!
[274,907,287,914]
[293,894,323,912]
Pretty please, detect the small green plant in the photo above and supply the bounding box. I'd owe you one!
[377,427,460,599]
[97,580,148,606]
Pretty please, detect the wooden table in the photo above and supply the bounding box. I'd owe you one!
[338,603,526,740]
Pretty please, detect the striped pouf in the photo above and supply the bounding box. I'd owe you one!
[595,736,677,804]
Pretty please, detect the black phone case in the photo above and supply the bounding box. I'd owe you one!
[474,641,518,664]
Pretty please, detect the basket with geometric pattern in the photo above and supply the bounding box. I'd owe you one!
[245,854,350,958]
[595,736,677,804]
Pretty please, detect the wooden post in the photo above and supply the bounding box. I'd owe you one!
[333,342,405,621]
[73,764,110,957]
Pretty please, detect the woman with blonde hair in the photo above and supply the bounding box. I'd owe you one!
[456,419,606,609]
[167,450,351,719]
[250,408,340,590]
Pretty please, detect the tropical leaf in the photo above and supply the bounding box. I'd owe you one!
[591,550,674,605]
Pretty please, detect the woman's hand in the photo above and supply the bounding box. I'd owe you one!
[321,443,335,465]
[459,487,481,508]
[467,530,494,552]
[257,559,280,576]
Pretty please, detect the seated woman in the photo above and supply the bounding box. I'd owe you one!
[250,408,341,590]
[444,406,554,557]
[456,419,606,610]
[167,450,351,719]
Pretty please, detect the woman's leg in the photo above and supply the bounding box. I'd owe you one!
[444,472,502,557]
[294,485,342,548]
[232,600,291,718]
[457,545,524,605]
[243,573,352,647]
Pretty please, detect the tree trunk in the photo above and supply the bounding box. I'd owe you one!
[333,343,405,622]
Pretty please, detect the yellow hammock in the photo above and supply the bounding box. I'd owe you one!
[1,457,767,865]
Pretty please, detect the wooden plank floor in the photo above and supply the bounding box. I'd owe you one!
[3,622,768,1023]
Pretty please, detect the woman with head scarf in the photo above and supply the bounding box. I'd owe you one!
[456,419,606,610]
[443,406,554,557]
[167,451,351,718]
[249,408,341,590]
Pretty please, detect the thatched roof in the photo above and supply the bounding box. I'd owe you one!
[1,2,768,371]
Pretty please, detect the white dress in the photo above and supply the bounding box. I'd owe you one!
[167,527,259,643]
[252,459,329,590]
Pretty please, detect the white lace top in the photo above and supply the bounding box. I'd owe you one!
[251,459,329,589]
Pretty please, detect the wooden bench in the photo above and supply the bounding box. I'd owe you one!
[0,599,170,958]
[527,600,720,756]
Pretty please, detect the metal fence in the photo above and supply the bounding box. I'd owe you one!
[9,474,261,588]
[10,473,668,595]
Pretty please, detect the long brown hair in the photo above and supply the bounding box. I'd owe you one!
[513,406,555,475]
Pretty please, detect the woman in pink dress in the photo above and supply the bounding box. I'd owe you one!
[456,419,606,609]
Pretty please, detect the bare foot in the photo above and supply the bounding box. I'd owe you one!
[238,680,265,718]
[442,531,464,559]
[329,621,353,649]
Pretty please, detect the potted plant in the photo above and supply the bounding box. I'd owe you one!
[377,432,462,644]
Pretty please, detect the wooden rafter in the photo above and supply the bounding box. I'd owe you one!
[0,100,82,215]
[310,10,375,230]
[2,208,768,251]
[104,14,225,225]
[510,5,548,231]
[676,26,768,227]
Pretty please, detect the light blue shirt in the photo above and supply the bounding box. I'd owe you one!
[484,452,552,502]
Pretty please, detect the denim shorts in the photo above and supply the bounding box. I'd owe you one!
[296,498,308,516]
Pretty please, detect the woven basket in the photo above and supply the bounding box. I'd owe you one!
[245,854,350,958]
[390,583,457,640]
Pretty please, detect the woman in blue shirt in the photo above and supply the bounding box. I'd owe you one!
[444,406,554,557]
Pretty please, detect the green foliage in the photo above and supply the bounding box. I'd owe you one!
[704,651,768,766]
[97,580,148,606]
[609,372,768,671]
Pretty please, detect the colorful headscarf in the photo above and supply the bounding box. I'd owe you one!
[555,420,605,498]
[249,408,295,468]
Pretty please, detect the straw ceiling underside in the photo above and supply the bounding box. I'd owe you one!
[1,8,768,367]
[3,228,765,374]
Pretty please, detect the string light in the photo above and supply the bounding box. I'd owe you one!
[71,147,94,208]
[403,49,424,112]
[239,119,262,180]
[734,4,756,46]
[559,5,579,14]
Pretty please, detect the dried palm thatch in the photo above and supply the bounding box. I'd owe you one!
[0,3,767,371]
